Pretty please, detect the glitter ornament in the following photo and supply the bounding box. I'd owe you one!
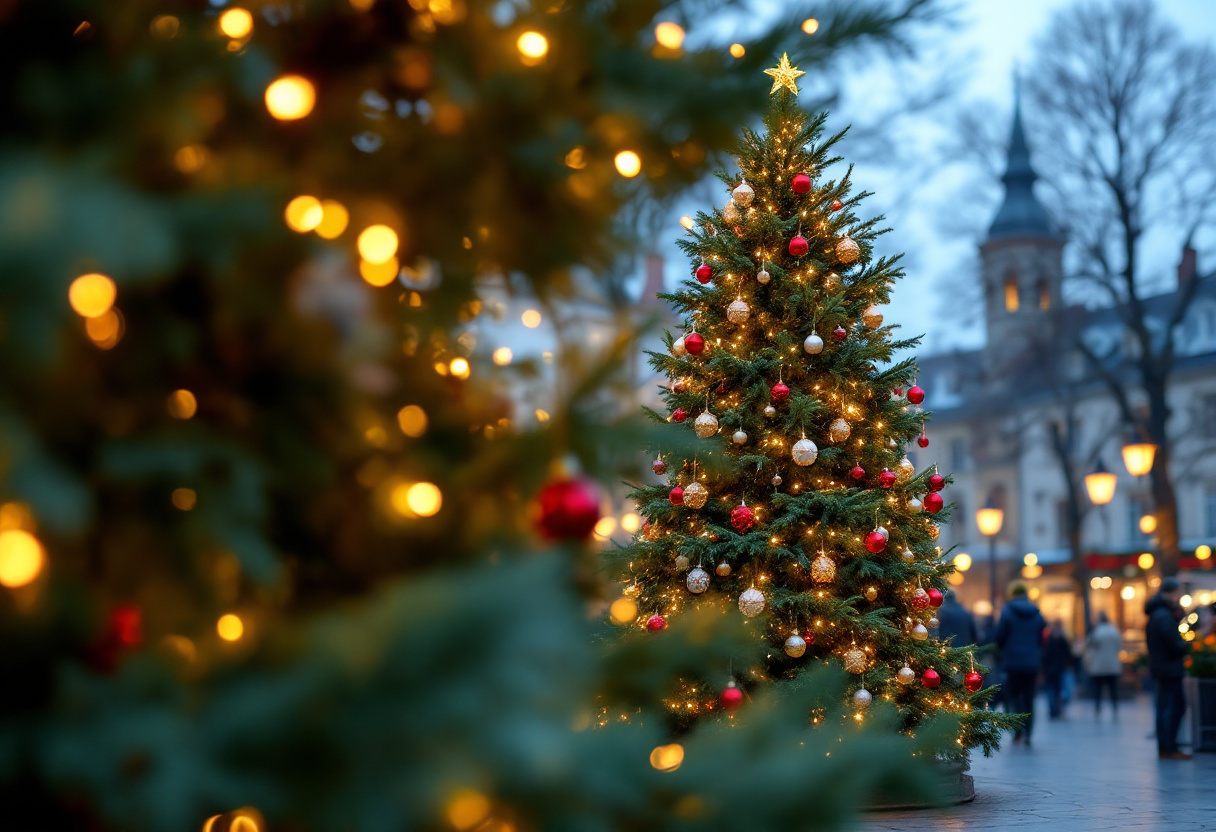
[851,465,866,480]
[763,405,777,418]
[646,614,667,632]
[924,492,944,513]
[683,481,708,509]
[828,418,851,444]
[927,523,940,541]
[907,385,925,405]
[792,437,819,466]
[928,473,946,492]
[785,634,807,658]
[830,199,844,211]
[789,235,809,257]
[811,553,836,583]
[879,469,897,488]
[825,271,842,289]
[738,587,766,617]
[695,262,713,283]
[854,688,872,708]
[897,666,916,685]
[723,200,741,224]
[964,671,983,693]
[862,304,883,328]
[791,173,812,193]
[671,336,686,357]
[911,587,930,611]
[803,333,824,354]
[901,549,915,562]
[721,680,744,710]
[928,589,944,608]
[732,180,755,206]
[836,235,860,264]
[770,382,790,402]
[684,332,705,355]
[757,267,771,284]
[876,526,889,540]
[732,430,748,445]
[671,407,687,423]
[652,457,667,475]
[908,497,923,514]
[865,530,887,553]
[897,456,915,484]
[911,623,929,641]
[864,586,878,601]
[716,561,732,577]
[922,668,941,688]
[928,617,940,629]
[694,411,719,438]
[771,474,783,487]
[727,298,750,324]
[675,554,690,571]
[731,502,756,532]
[686,567,710,594]
[843,647,866,674]
[832,325,847,341]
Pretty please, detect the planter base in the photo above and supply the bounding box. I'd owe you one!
[865,759,976,810]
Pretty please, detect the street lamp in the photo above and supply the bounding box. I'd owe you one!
[1084,459,1117,506]
[1121,434,1158,477]
[976,498,1004,619]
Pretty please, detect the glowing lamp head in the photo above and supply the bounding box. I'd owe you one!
[1084,459,1117,506]
[975,500,1004,537]
[1121,437,1157,477]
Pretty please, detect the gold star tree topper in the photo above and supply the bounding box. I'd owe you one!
[764,53,805,95]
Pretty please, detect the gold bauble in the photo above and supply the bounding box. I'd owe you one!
[897,666,916,685]
[862,304,883,328]
[716,561,732,577]
[738,587,766,617]
[732,180,755,206]
[726,298,750,324]
[927,522,940,541]
[864,586,878,601]
[694,411,719,438]
[683,481,708,509]
[843,647,867,674]
[911,623,929,641]
[828,418,851,444]
[897,456,915,484]
[836,235,860,264]
[723,201,741,224]
[811,553,836,583]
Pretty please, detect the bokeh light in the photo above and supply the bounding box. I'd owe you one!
[172,488,197,511]
[285,195,323,232]
[174,145,209,173]
[397,405,427,437]
[1198,544,1212,560]
[1137,552,1155,570]
[446,790,491,831]
[69,273,116,318]
[516,31,549,65]
[609,597,638,624]
[315,200,350,239]
[649,743,684,771]
[953,553,972,572]
[406,482,442,516]
[150,14,180,38]
[85,309,123,349]
[614,150,641,177]
[1023,552,1038,566]
[521,309,542,328]
[265,75,316,120]
[0,529,45,588]
[679,215,695,230]
[493,347,513,366]
[1139,514,1157,534]
[1120,586,1136,600]
[802,18,820,34]
[729,43,745,58]
[449,357,470,379]
[168,389,197,419]
[218,8,253,38]
[217,613,244,641]
[359,257,399,287]
[654,22,685,50]
[357,225,399,263]
[593,516,617,539]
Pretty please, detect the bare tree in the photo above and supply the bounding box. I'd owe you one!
[1024,0,1216,576]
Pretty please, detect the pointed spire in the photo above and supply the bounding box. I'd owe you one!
[986,73,1058,242]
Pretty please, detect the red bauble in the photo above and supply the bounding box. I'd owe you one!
[893,387,904,397]
[89,604,144,674]
[695,264,713,284]
[672,407,687,423]
[684,332,705,355]
[110,605,143,647]
[652,457,667,475]
[850,465,866,480]
[669,486,685,506]
[832,325,847,342]
[534,477,601,540]
[879,469,897,488]
[964,671,983,693]
[830,199,843,211]
[924,492,944,514]
[789,236,809,257]
[922,669,941,688]
[770,382,790,402]
[911,588,931,611]
[917,434,929,448]
[803,631,815,645]
[928,588,944,608]
[716,382,728,395]
[721,682,745,710]
[791,173,812,194]
[731,503,756,532]
[865,530,888,553]
[647,614,667,632]
[907,385,925,405]
[928,473,945,492]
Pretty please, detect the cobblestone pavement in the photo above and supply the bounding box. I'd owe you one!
[862,694,1216,831]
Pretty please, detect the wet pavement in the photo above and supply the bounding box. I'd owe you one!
[863,693,1216,830]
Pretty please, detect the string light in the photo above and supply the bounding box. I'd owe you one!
[264,75,315,120]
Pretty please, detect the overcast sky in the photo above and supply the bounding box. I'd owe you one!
[658,0,1216,355]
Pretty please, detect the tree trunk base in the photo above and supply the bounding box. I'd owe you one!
[865,758,976,810]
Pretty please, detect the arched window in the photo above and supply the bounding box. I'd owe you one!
[1038,279,1051,310]
[1004,273,1019,313]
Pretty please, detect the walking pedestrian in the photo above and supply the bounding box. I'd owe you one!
[1042,620,1073,719]
[936,590,978,646]
[1145,577,1193,760]
[1085,610,1122,717]
[995,583,1047,746]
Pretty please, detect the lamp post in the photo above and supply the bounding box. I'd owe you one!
[1084,459,1117,506]
[1121,434,1158,478]
[976,498,1005,619]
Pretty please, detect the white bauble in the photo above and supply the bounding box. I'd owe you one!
[862,304,883,328]
[897,666,916,685]
[803,334,824,354]
[674,554,690,571]
[911,623,929,641]
[686,567,710,594]
[738,588,766,617]
[727,298,750,324]
[757,268,771,284]
[784,634,807,658]
[928,617,940,629]
[732,430,748,445]
[901,549,915,562]
[792,438,819,466]
[828,417,851,444]
[723,201,741,224]
[764,405,777,418]
[771,473,782,486]
[672,336,686,357]
[694,411,719,438]
[908,498,923,514]
[854,688,873,708]
[732,180,755,206]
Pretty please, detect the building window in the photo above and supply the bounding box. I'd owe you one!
[1203,393,1216,439]
[1127,494,1152,544]
[1205,484,1216,537]
[1056,499,1072,546]
[1004,274,1019,312]
[950,437,968,471]
[1038,279,1051,310]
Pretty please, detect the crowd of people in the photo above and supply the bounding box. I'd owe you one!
[938,579,1209,759]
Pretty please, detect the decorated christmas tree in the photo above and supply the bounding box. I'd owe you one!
[612,55,1017,758]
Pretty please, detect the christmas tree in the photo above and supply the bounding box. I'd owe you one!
[613,55,1018,758]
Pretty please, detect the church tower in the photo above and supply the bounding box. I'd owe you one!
[980,84,1064,376]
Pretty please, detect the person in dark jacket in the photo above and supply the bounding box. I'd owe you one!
[1145,577,1193,760]
[936,590,978,646]
[995,584,1047,745]
[1041,620,1074,719]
